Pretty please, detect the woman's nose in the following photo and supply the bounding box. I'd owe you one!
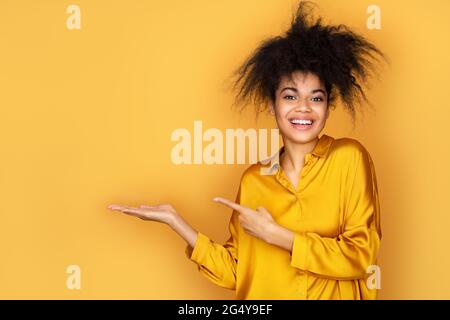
[294,100,312,111]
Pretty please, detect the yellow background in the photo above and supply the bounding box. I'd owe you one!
[0,0,449,299]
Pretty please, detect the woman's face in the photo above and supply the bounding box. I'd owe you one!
[271,71,329,144]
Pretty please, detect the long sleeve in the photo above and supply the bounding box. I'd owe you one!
[290,146,382,280]
[185,188,240,290]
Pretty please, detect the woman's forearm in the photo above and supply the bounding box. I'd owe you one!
[267,223,295,252]
[168,214,199,249]
[166,210,295,252]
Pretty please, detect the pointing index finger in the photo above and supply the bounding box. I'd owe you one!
[213,197,245,213]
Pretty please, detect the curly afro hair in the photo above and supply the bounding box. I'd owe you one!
[229,0,388,125]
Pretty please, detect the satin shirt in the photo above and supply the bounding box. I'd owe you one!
[185,134,382,299]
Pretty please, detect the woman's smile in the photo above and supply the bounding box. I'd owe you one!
[288,117,316,131]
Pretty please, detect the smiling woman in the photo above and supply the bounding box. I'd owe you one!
[229,1,388,126]
[108,0,386,300]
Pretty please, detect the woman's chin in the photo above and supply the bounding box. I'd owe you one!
[280,128,321,144]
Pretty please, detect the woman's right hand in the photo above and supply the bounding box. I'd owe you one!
[107,203,178,226]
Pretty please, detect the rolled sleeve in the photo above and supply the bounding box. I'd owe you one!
[290,233,309,270]
[185,231,210,264]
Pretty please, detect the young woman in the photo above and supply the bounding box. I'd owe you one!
[108,1,386,299]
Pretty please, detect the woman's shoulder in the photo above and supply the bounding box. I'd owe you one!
[237,159,276,186]
[240,162,264,181]
[331,136,370,156]
[330,136,373,167]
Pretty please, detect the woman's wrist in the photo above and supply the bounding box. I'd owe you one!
[266,222,295,252]
[168,212,198,249]
[166,211,179,228]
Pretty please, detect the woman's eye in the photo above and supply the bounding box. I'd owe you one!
[284,95,296,100]
[311,97,323,102]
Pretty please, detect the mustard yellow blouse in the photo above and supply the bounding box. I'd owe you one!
[185,134,382,299]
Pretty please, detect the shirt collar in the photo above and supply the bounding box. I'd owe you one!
[259,134,334,175]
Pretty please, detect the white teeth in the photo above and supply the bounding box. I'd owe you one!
[290,119,313,125]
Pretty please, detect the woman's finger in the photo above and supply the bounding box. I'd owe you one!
[213,197,249,214]
[120,206,141,215]
[140,205,160,209]
[108,205,140,216]
[108,205,127,212]
[213,197,246,213]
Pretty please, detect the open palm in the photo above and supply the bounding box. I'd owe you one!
[107,203,176,225]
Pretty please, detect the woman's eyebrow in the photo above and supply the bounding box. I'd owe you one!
[311,89,326,95]
[280,87,326,95]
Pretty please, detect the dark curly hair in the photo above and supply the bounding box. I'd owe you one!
[229,0,388,126]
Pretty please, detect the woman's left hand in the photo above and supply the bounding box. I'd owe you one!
[213,197,278,244]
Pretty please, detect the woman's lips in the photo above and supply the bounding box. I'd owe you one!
[289,121,315,131]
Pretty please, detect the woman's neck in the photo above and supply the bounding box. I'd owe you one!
[280,136,319,173]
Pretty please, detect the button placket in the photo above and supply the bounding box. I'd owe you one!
[296,154,316,194]
[296,194,302,221]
